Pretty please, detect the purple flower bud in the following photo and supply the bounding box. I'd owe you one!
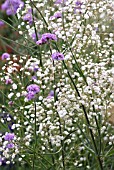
[23,9,33,24]
[52,52,64,60]
[8,101,13,106]
[47,90,54,99]
[49,90,54,96]
[0,21,4,27]
[5,78,13,85]
[31,76,37,81]
[1,53,10,60]
[4,133,15,141]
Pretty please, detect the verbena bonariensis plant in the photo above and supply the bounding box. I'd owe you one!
[0,0,114,169]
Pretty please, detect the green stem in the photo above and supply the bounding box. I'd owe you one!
[32,101,37,170]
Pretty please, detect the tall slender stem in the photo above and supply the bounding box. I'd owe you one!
[32,101,37,170]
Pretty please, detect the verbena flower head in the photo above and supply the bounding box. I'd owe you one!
[50,12,62,20]
[1,53,10,60]
[27,84,40,93]
[1,0,24,15]
[26,84,40,100]
[23,9,33,24]
[52,52,64,60]
[4,133,15,141]
[75,1,83,12]
[36,33,57,45]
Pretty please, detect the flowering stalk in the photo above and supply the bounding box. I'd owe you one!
[49,42,65,169]
[61,6,103,162]
[62,60,103,169]
[30,1,43,67]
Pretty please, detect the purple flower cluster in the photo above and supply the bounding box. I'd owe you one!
[0,157,6,166]
[0,21,4,27]
[4,133,15,149]
[1,53,10,60]
[31,76,37,81]
[4,133,15,141]
[55,0,67,4]
[50,12,62,20]
[23,9,33,24]
[26,84,40,100]
[1,0,24,15]
[47,90,54,99]
[28,63,39,72]
[74,1,83,13]
[36,33,57,45]
[6,143,14,149]
[30,33,41,42]
[52,52,64,60]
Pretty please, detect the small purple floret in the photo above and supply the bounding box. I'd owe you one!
[31,33,41,42]
[52,52,64,60]
[50,12,62,20]
[4,133,15,141]
[6,143,14,149]
[26,91,35,100]
[23,9,33,24]
[47,90,54,99]
[49,90,54,96]
[55,0,67,4]
[31,76,37,81]
[5,78,13,85]
[8,101,13,106]
[1,53,10,60]
[74,1,83,13]
[0,21,4,27]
